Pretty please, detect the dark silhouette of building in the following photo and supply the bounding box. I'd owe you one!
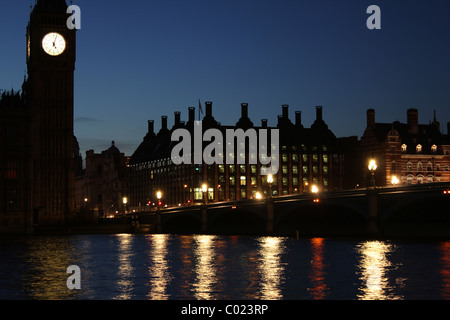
[360,108,450,186]
[129,102,348,209]
[0,0,77,233]
[75,141,130,218]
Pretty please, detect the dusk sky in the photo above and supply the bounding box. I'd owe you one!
[1,0,449,156]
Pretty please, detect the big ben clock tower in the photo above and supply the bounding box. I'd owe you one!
[27,0,76,225]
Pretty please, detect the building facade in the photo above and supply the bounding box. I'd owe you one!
[0,0,77,233]
[129,102,348,210]
[75,141,130,218]
[360,108,450,187]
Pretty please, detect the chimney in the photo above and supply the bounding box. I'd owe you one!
[241,103,248,118]
[148,120,154,134]
[407,108,418,134]
[174,111,181,126]
[295,111,302,126]
[161,115,167,130]
[316,106,323,121]
[261,119,267,128]
[282,104,289,118]
[205,101,212,117]
[367,109,375,127]
[188,107,195,122]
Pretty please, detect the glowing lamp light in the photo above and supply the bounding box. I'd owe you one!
[255,192,262,199]
[311,185,319,194]
[202,184,207,193]
[156,191,162,200]
[267,174,273,184]
[391,176,399,185]
[368,159,377,171]
[122,197,127,205]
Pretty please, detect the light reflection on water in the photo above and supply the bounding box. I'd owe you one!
[0,234,450,299]
[356,241,401,300]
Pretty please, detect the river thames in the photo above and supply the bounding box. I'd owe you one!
[0,234,449,300]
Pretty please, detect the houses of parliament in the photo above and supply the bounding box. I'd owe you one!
[1,1,450,233]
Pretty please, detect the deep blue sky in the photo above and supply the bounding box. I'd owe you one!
[1,0,449,156]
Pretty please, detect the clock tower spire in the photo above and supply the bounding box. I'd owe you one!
[27,0,76,225]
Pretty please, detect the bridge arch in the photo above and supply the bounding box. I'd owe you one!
[380,192,450,229]
[208,207,267,235]
[162,212,202,234]
[275,200,368,237]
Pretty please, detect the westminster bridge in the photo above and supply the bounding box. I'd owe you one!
[120,182,450,238]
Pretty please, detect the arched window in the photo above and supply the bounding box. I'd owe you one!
[407,174,413,185]
[417,174,424,184]
[427,162,433,172]
[417,162,423,172]
[407,162,413,172]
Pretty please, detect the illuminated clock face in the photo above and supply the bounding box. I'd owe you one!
[42,32,66,56]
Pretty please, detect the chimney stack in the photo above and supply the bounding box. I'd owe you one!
[188,107,195,123]
[316,106,323,121]
[367,109,375,127]
[241,103,248,118]
[261,119,267,128]
[282,104,289,118]
[174,111,181,125]
[407,108,419,134]
[161,115,167,130]
[295,111,302,126]
[148,120,154,134]
[205,101,212,117]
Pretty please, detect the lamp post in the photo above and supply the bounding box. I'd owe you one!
[122,196,128,214]
[202,183,208,205]
[156,191,162,208]
[368,159,377,188]
[267,174,273,198]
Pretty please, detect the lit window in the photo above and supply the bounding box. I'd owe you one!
[407,162,412,172]
[416,144,422,153]
[431,144,437,153]
[401,144,407,152]
[417,162,423,172]
[240,176,246,185]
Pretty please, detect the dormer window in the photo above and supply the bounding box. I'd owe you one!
[416,144,422,153]
[431,144,437,153]
[401,144,407,153]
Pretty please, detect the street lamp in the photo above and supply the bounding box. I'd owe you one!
[267,174,273,198]
[368,159,377,187]
[202,183,208,205]
[122,196,128,214]
[391,175,399,186]
[156,191,162,211]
